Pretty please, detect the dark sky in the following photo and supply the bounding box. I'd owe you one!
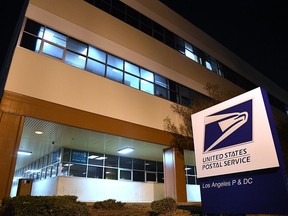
[160,0,288,93]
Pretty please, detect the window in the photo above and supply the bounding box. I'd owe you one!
[120,157,132,169]
[43,28,67,47]
[124,73,139,89]
[42,42,64,59]
[105,155,119,167]
[133,170,145,182]
[88,152,104,166]
[67,37,87,55]
[87,166,103,178]
[107,54,123,70]
[104,168,118,180]
[124,61,140,76]
[145,160,156,171]
[70,164,87,177]
[133,159,144,170]
[86,59,105,76]
[140,68,154,82]
[146,172,156,182]
[64,50,86,69]
[120,170,131,180]
[88,46,106,63]
[140,80,154,94]
[106,66,123,83]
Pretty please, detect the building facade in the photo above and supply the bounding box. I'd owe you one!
[1,0,287,203]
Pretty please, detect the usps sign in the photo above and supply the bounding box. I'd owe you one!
[192,87,288,214]
[192,87,279,178]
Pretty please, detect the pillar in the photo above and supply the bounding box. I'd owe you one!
[163,147,187,202]
[0,111,24,200]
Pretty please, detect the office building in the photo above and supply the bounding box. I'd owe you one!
[1,0,287,203]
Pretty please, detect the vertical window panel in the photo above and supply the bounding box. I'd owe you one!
[124,73,140,89]
[88,46,106,62]
[42,42,64,60]
[43,28,67,47]
[140,80,154,94]
[106,66,123,83]
[107,54,123,70]
[86,59,105,76]
[64,51,86,69]
[140,68,154,82]
[124,61,140,76]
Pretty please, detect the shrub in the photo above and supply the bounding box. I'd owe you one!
[150,197,176,214]
[1,195,89,216]
[93,199,125,209]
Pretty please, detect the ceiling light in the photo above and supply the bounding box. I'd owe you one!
[96,156,107,160]
[35,131,43,135]
[118,147,134,154]
[18,150,32,156]
[88,155,99,159]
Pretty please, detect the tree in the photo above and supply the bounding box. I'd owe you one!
[163,83,239,151]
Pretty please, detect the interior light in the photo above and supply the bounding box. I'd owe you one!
[88,155,99,159]
[117,147,134,154]
[96,156,107,160]
[18,150,32,156]
[185,167,192,170]
[35,131,43,135]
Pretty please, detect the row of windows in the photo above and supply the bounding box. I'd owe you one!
[14,148,198,184]
[21,18,207,107]
[84,0,287,113]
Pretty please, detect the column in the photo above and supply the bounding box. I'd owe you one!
[163,147,187,202]
[0,112,24,200]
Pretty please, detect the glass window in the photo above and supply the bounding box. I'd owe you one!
[184,41,193,52]
[120,170,131,180]
[52,150,60,164]
[69,164,87,177]
[20,33,41,52]
[71,150,88,164]
[107,54,123,70]
[146,172,156,182]
[155,74,167,88]
[51,163,58,177]
[140,80,154,94]
[64,51,86,69]
[187,176,197,184]
[46,166,52,178]
[60,165,69,176]
[67,37,87,55]
[88,46,106,62]
[157,162,163,172]
[87,166,103,179]
[157,173,164,183]
[43,28,67,47]
[119,157,132,169]
[145,160,156,171]
[169,91,179,103]
[106,66,123,83]
[24,19,44,37]
[124,62,140,76]
[140,68,154,82]
[62,148,71,162]
[105,155,119,167]
[133,170,145,182]
[185,166,195,175]
[86,59,105,76]
[205,61,212,70]
[133,159,145,170]
[179,85,189,98]
[185,49,198,63]
[104,168,118,180]
[155,85,167,99]
[42,42,64,60]
[124,73,140,89]
[88,152,104,166]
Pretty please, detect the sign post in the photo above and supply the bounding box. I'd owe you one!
[191,87,288,214]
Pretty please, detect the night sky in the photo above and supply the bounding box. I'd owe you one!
[160,0,288,93]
